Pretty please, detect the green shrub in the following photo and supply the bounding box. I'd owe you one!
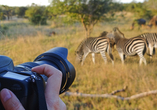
[29,15,47,25]
[25,4,47,25]
[0,25,8,35]
[0,12,6,20]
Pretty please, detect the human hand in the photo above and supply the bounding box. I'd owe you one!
[0,64,66,110]
[32,64,66,110]
[0,88,25,110]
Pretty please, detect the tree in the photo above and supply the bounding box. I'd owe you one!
[125,2,153,20]
[45,1,66,27]
[49,0,113,37]
[25,3,47,25]
[15,7,28,17]
[0,6,5,20]
[144,0,157,15]
[145,0,157,10]
[1,5,12,20]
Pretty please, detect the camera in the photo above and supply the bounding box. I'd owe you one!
[0,47,76,110]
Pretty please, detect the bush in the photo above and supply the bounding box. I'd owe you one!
[0,12,6,20]
[0,25,8,35]
[25,4,47,25]
[30,15,47,25]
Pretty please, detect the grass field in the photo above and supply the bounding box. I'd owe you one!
[0,17,157,110]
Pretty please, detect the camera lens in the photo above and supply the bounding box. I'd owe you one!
[14,47,76,94]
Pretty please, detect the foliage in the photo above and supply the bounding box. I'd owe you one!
[144,0,157,15]
[109,2,125,13]
[14,7,28,17]
[0,8,5,20]
[0,24,8,32]
[30,15,47,25]
[145,0,157,10]
[25,3,47,25]
[0,7,4,20]
[0,5,13,20]
[48,0,113,37]
[124,2,153,20]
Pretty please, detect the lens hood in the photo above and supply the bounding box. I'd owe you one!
[34,47,75,93]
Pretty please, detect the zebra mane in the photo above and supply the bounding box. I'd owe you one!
[113,27,125,38]
[99,31,108,37]
[76,39,86,53]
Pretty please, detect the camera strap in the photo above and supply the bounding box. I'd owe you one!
[35,77,48,110]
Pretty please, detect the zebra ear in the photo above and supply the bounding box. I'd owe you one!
[113,27,118,31]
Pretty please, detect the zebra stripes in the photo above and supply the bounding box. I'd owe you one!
[138,33,157,57]
[75,28,155,66]
[75,36,114,65]
[99,31,116,51]
[110,27,148,65]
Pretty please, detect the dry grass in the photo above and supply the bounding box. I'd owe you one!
[0,18,157,110]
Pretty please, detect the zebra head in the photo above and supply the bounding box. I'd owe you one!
[105,27,125,44]
[75,40,85,64]
[75,50,83,63]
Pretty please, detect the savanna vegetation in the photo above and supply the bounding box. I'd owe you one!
[1,0,157,110]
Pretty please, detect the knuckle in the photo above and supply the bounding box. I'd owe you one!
[57,70,62,78]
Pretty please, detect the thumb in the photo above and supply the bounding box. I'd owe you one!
[0,89,25,110]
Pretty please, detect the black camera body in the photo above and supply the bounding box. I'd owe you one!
[0,68,44,110]
[0,47,76,110]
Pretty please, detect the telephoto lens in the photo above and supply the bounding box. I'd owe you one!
[15,47,76,93]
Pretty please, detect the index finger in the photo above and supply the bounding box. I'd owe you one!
[32,64,62,94]
[32,64,66,110]
[32,64,63,109]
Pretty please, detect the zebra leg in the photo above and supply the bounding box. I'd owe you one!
[81,52,89,65]
[100,51,107,64]
[153,48,155,55]
[138,53,147,65]
[106,44,114,65]
[110,54,114,65]
[143,57,147,65]
[91,53,95,64]
[107,50,114,65]
[149,45,154,58]
[118,52,125,65]
[139,57,147,65]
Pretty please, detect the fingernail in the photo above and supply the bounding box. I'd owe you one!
[1,89,11,102]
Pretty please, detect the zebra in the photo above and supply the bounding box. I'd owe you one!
[110,27,149,65]
[75,36,114,65]
[99,31,116,52]
[137,33,157,58]
[148,15,157,28]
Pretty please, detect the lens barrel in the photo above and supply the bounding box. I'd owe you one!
[15,47,76,94]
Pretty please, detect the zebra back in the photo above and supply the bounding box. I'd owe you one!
[84,36,110,53]
[111,27,149,56]
[138,33,157,46]
[122,36,149,56]
[75,36,113,64]
[76,36,110,56]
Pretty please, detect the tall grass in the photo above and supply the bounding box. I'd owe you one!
[0,18,157,110]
